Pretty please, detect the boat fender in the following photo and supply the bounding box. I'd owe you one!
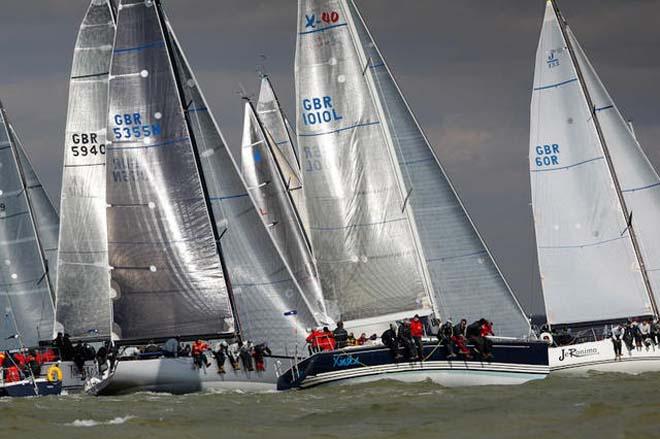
[47,365,63,383]
[540,332,553,345]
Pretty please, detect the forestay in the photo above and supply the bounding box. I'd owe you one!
[346,0,531,337]
[107,0,234,340]
[56,0,115,340]
[567,27,660,315]
[241,102,328,323]
[529,2,653,325]
[296,0,431,325]
[256,77,309,233]
[0,103,56,350]
[165,12,319,355]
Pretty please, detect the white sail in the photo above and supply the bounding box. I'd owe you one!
[241,102,328,323]
[346,0,531,336]
[164,9,320,355]
[295,0,432,327]
[567,27,660,315]
[529,2,653,325]
[0,102,57,349]
[56,0,115,340]
[256,77,310,235]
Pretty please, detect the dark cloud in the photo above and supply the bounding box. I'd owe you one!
[1,0,659,316]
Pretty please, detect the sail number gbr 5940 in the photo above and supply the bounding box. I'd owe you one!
[70,132,105,157]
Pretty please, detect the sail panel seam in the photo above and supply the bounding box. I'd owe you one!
[299,23,347,35]
[299,120,380,137]
[530,156,603,172]
[533,77,578,91]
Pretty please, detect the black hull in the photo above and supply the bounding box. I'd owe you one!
[278,339,549,390]
[0,379,62,397]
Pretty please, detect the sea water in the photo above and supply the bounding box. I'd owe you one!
[0,372,658,438]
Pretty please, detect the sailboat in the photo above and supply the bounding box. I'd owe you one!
[277,0,548,390]
[89,0,321,395]
[530,0,660,373]
[241,98,328,323]
[0,101,61,397]
[54,0,117,392]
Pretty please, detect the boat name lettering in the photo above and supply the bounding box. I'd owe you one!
[558,347,599,361]
[535,144,560,167]
[112,112,161,140]
[70,132,105,157]
[332,354,360,368]
[301,96,343,126]
[304,11,339,29]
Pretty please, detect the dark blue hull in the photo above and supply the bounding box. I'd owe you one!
[277,339,549,390]
[0,379,62,397]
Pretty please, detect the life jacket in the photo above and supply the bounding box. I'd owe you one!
[306,330,322,348]
[410,320,424,338]
[13,353,27,368]
[5,366,21,383]
[192,341,208,356]
[318,331,336,351]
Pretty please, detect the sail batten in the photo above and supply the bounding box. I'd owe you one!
[530,2,654,326]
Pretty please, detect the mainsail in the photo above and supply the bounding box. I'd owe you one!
[530,1,655,326]
[106,0,234,340]
[256,77,309,233]
[296,0,529,336]
[0,101,57,350]
[56,0,116,340]
[164,11,320,355]
[345,1,531,336]
[241,101,328,322]
[566,28,660,316]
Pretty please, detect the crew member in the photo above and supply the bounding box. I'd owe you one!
[191,339,211,368]
[252,343,272,372]
[381,324,400,360]
[439,320,457,358]
[333,321,349,349]
[611,323,624,360]
[410,314,424,361]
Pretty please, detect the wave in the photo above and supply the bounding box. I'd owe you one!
[66,416,135,427]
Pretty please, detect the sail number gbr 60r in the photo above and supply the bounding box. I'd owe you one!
[534,143,560,167]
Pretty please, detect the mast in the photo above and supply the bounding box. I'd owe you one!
[155,0,242,337]
[551,0,659,317]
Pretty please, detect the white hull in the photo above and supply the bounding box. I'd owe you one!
[90,356,292,395]
[297,360,548,389]
[549,339,660,374]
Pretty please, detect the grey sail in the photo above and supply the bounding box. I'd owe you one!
[295,0,433,327]
[56,0,115,340]
[345,0,531,336]
[241,101,328,323]
[567,27,660,315]
[0,102,56,350]
[164,12,320,356]
[107,0,234,340]
[529,2,653,326]
[256,77,309,233]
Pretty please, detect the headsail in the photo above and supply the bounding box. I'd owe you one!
[241,101,328,323]
[566,27,660,316]
[256,77,309,233]
[345,0,531,336]
[56,0,116,340]
[0,102,56,350]
[164,12,320,355]
[296,0,433,327]
[106,0,234,340]
[529,1,653,326]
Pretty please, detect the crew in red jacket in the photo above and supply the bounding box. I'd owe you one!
[410,315,424,361]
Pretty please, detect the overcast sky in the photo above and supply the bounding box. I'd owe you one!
[1,0,659,316]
